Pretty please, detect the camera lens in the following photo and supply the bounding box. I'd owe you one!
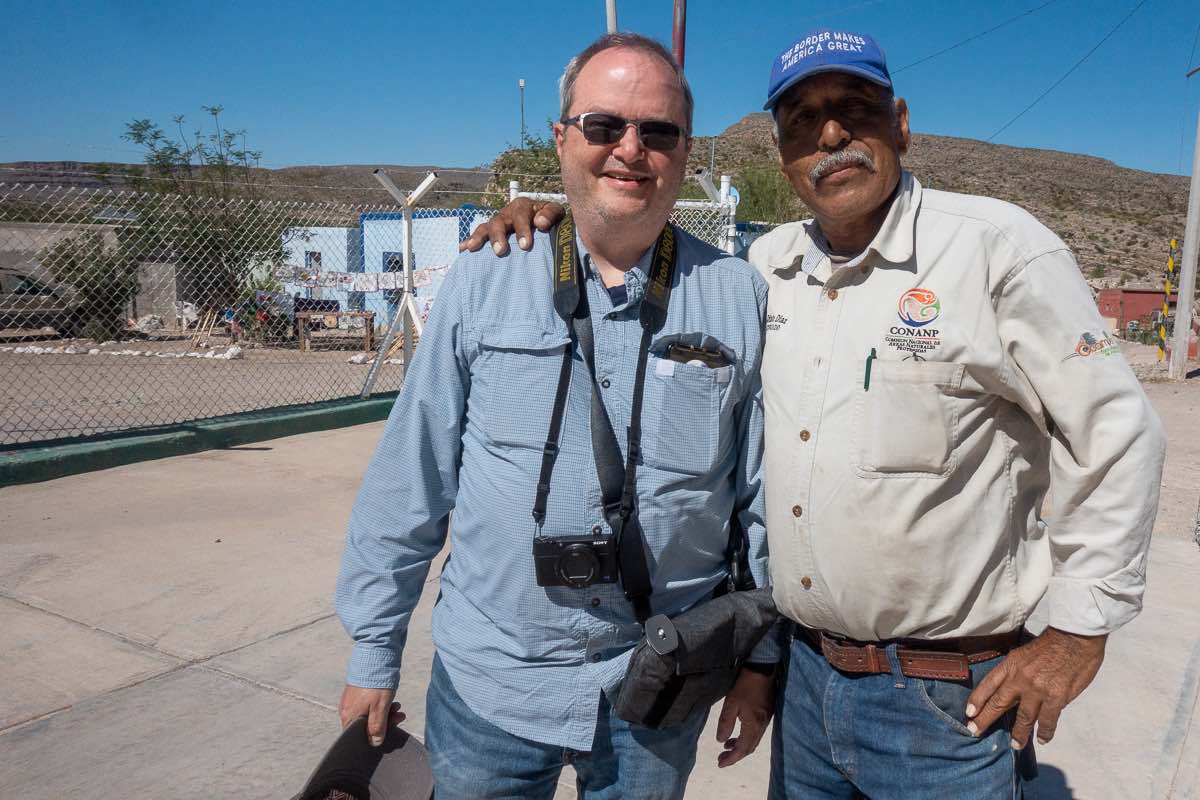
[557,544,600,588]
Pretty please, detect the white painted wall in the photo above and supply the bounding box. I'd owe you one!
[280,226,363,303]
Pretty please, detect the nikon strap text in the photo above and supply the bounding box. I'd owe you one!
[531,213,676,623]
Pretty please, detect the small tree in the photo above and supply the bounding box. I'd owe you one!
[123,105,263,197]
[735,164,803,224]
[121,106,287,315]
[485,132,563,198]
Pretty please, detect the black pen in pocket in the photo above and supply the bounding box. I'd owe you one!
[864,347,877,391]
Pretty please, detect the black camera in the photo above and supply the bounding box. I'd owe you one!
[533,534,619,589]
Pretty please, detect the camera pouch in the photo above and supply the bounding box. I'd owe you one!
[614,586,778,729]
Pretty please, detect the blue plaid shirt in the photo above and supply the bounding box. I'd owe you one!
[336,226,777,750]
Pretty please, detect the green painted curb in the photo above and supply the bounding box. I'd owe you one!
[0,393,398,488]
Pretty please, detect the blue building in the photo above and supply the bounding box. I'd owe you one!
[281,207,491,326]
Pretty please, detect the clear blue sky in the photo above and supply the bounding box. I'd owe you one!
[1,0,1198,177]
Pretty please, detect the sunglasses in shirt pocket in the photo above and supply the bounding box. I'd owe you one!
[852,359,965,478]
[640,334,738,477]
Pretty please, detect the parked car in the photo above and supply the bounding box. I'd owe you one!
[0,265,82,336]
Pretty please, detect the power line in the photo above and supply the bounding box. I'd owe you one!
[986,0,1148,142]
[892,0,1062,75]
[1180,23,1200,173]
[1187,21,1200,72]
[795,0,893,26]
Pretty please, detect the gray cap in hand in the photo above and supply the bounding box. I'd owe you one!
[292,718,433,800]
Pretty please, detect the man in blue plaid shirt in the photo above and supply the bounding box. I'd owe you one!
[335,32,779,800]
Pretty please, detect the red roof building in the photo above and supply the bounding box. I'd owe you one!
[1095,285,1198,360]
[1096,286,1176,334]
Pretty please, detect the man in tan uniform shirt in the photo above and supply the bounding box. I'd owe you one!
[748,28,1165,798]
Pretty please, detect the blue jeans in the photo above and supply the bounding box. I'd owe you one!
[770,631,1039,799]
[424,654,709,800]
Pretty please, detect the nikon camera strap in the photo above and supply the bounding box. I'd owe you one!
[531,213,676,625]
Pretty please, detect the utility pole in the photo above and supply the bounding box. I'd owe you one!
[519,78,526,147]
[606,0,618,33]
[672,0,687,68]
[1169,70,1200,378]
[1161,239,1178,362]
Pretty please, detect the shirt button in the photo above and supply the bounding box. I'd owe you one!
[791,505,803,518]
[801,576,813,590]
[591,652,602,663]
[827,289,839,300]
[601,378,611,389]
[590,597,601,607]
[799,429,811,442]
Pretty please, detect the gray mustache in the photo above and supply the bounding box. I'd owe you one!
[809,149,876,183]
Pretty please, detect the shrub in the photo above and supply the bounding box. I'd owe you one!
[40,233,138,341]
[735,164,801,224]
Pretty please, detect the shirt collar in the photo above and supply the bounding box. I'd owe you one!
[798,171,921,276]
[574,230,652,308]
[870,170,920,265]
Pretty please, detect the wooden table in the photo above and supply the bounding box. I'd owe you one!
[295,310,375,353]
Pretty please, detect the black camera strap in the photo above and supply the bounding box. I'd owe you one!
[532,213,675,625]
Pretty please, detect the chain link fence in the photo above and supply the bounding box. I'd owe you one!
[1,182,731,447]
[510,183,738,254]
[0,183,491,445]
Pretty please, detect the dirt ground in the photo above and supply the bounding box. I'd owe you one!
[0,331,403,445]
[1,336,1196,544]
[1123,341,1200,540]
[1145,380,1200,539]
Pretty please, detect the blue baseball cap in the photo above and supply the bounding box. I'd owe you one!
[764,29,892,110]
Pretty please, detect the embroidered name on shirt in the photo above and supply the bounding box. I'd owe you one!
[767,313,790,331]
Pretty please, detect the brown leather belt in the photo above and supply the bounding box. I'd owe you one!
[797,625,1022,681]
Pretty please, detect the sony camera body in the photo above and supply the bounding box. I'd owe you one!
[533,533,619,589]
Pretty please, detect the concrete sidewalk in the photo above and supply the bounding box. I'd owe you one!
[1,422,1198,799]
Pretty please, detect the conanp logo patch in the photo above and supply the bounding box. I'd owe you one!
[885,287,942,357]
[897,288,941,327]
[1063,331,1118,361]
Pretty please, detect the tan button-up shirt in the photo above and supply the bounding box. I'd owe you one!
[748,172,1166,640]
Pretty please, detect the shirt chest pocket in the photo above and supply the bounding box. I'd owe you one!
[853,359,965,477]
[474,327,570,450]
[640,355,734,476]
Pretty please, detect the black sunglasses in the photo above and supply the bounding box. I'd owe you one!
[561,112,688,152]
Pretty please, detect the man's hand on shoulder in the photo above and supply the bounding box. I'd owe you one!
[715,666,776,768]
[458,198,566,256]
[965,627,1107,749]
[339,684,405,747]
